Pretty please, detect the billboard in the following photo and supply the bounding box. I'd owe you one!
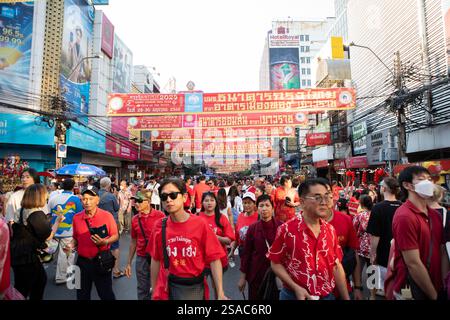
[269,34,300,48]
[60,0,94,120]
[269,47,300,90]
[0,2,34,101]
[128,111,309,130]
[0,113,55,146]
[442,0,450,75]
[66,121,106,153]
[107,88,356,116]
[306,132,331,147]
[105,137,138,160]
[112,35,133,93]
[101,12,114,59]
[352,121,367,155]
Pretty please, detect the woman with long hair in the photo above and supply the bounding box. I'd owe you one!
[199,191,235,298]
[217,188,233,228]
[228,185,243,226]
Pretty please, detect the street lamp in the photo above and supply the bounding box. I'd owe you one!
[348,42,395,78]
[66,54,102,83]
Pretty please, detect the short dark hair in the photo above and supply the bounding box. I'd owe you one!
[199,175,206,181]
[298,179,329,197]
[383,177,400,197]
[184,175,191,183]
[359,194,373,210]
[158,177,187,195]
[256,194,274,208]
[62,178,75,191]
[280,175,291,186]
[398,166,430,198]
[226,177,234,186]
[22,168,40,184]
[316,177,331,188]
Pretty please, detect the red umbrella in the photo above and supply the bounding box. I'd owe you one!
[37,171,55,178]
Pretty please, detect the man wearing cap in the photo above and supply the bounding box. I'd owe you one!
[229,192,259,259]
[125,190,165,300]
[72,187,119,300]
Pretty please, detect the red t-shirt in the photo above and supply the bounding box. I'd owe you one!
[235,212,259,248]
[274,187,299,222]
[131,209,165,257]
[329,210,359,250]
[392,200,444,294]
[267,215,343,297]
[73,208,118,259]
[193,182,211,210]
[199,212,235,267]
[149,214,225,299]
[0,219,10,294]
[184,184,194,208]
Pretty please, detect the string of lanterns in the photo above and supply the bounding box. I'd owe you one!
[344,168,387,184]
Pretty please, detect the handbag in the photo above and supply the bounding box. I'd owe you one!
[162,218,205,300]
[137,214,152,264]
[257,267,280,300]
[85,219,115,274]
[10,208,41,267]
[341,247,357,277]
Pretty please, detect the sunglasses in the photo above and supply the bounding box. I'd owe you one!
[160,192,182,201]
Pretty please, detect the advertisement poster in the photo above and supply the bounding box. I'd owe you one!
[60,0,94,122]
[112,35,133,93]
[352,121,367,155]
[105,137,138,160]
[0,2,34,101]
[107,88,356,116]
[269,47,300,90]
[443,0,450,75]
[101,12,114,59]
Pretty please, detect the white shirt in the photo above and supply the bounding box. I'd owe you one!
[146,182,161,206]
[219,201,232,220]
[5,189,49,223]
[49,189,63,200]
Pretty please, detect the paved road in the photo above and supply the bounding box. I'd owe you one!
[43,232,246,300]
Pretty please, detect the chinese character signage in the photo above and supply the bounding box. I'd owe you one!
[306,132,331,147]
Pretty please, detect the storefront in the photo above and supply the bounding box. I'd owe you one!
[312,146,334,179]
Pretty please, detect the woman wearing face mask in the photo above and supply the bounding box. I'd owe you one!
[387,166,448,300]
[238,194,282,300]
[199,192,234,299]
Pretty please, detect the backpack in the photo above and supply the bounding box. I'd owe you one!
[10,208,41,267]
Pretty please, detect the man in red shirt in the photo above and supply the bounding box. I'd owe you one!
[124,190,165,300]
[267,179,350,300]
[149,178,228,300]
[390,166,449,300]
[193,175,210,213]
[72,187,119,300]
[183,176,195,213]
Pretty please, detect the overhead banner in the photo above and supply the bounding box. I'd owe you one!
[164,140,272,155]
[306,132,331,147]
[0,1,35,101]
[150,126,295,141]
[107,88,356,116]
[127,111,309,131]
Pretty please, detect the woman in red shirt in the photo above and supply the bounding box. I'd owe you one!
[199,191,235,298]
[274,175,300,222]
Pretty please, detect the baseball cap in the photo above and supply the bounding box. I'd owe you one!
[242,192,256,202]
[247,186,256,194]
[132,190,152,202]
[82,186,99,197]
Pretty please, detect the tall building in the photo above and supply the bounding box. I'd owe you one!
[133,65,160,93]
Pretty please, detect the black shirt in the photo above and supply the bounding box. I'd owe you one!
[366,200,402,268]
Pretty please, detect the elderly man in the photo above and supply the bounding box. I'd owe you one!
[72,187,118,300]
[98,177,123,278]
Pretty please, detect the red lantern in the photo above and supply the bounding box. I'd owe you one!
[362,170,367,185]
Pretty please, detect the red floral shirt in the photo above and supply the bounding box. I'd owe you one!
[352,210,371,258]
[267,215,343,297]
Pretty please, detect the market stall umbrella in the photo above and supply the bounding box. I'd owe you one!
[37,171,55,178]
[55,163,106,177]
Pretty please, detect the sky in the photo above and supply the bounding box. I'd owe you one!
[101,0,335,93]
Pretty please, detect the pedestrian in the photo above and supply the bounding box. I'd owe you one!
[388,166,448,300]
[72,187,118,300]
[146,175,161,210]
[118,180,132,234]
[193,175,210,213]
[0,217,11,299]
[229,192,258,259]
[273,175,300,222]
[228,185,243,226]
[238,194,282,300]
[199,191,234,299]
[183,176,195,214]
[5,168,41,224]
[254,185,265,200]
[125,190,165,300]
[149,178,229,300]
[366,177,402,297]
[428,184,449,229]
[217,188,233,226]
[224,177,234,196]
[267,179,350,300]
[98,177,123,278]
[48,181,62,200]
[47,178,84,284]
[10,184,52,300]
[352,194,374,299]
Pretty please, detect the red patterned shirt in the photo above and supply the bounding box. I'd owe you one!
[267,215,343,297]
[352,210,371,258]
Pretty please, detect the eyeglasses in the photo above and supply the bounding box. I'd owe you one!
[160,192,182,201]
[304,193,332,203]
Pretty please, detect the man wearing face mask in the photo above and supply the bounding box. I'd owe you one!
[390,166,449,300]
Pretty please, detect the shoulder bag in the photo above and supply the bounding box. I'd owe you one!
[85,219,116,274]
[162,218,205,300]
[137,214,152,264]
[10,208,40,267]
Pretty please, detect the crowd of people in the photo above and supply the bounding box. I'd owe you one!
[0,166,449,301]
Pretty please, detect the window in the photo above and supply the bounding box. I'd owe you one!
[301,57,305,64]
[307,68,311,75]
[302,68,306,75]
[305,35,310,41]
[305,46,310,52]
[300,35,304,41]
[300,46,305,52]
[306,57,311,64]
[302,80,306,86]
[307,80,312,86]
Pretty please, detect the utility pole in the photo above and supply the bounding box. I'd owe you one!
[394,51,407,163]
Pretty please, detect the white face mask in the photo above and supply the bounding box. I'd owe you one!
[414,180,434,198]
